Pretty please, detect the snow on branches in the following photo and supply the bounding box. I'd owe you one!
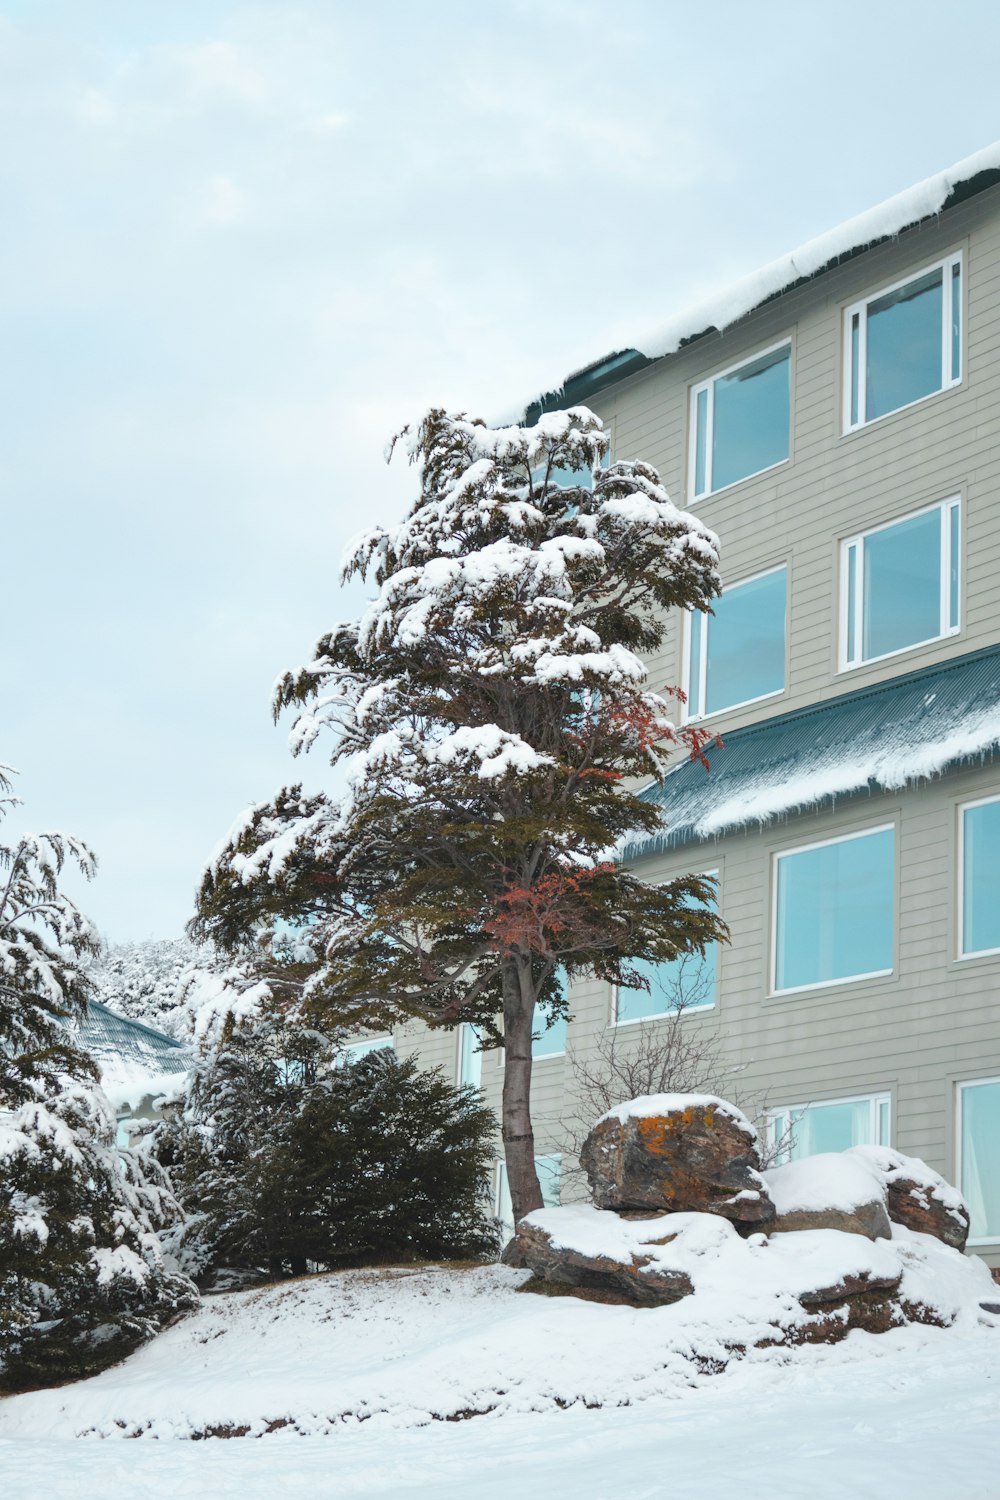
[194,407,728,1223]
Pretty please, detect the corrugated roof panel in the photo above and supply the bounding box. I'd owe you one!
[622,643,1000,863]
[77,1000,189,1075]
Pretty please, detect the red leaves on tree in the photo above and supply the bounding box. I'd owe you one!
[485,864,616,956]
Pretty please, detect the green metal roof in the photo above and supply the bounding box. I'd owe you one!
[78,1000,189,1075]
[622,643,1000,864]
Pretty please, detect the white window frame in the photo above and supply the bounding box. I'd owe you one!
[767,1090,891,1165]
[771,824,895,996]
[956,1077,1000,1246]
[613,870,719,1024]
[682,564,787,724]
[958,794,1000,960]
[843,253,963,434]
[839,496,961,671]
[688,338,792,502]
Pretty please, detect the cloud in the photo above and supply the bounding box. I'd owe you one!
[176,40,267,106]
[79,87,115,125]
[203,173,249,226]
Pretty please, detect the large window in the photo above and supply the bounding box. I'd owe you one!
[841,498,960,669]
[958,1079,1000,1244]
[960,796,1000,958]
[616,875,718,1023]
[768,1092,890,1164]
[496,1154,561,1228]
[691,341,791,499]
[844,255,962,431]
[686,566,786,720]
[337,1034,394,1067]
[773,826,895,994]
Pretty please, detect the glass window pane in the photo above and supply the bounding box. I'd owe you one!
[846,543,857,662]
[618,892,717,1022]
[694,387,708,495]
[963,800,1000,955]
[866,270,943,421]
[850,314,860,426]
[949,503,960,630]
[459,1023,483,1088]
[961,1081,1000,1241]
[878,1097,890,1145]
[711,345,790,491]
[536,1155,561,1208]
[862,508,941,660]
[706,569,786,714]
[533,981,567,1058]
[775,828,894,991]
[788,1098,873,1159]
[951,263,961,381]
[688,610,704,718]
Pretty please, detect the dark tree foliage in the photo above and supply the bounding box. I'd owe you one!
[192,409,727,1224]
[163,1018,499,1278]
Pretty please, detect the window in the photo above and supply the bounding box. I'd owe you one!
[533,984,567,1059]
[773,826,894,993]
[841,498,960,669]
[958,1079,1000,1243]
[458,1023,483,1089]
[768,1092,890,1164]
[844,255,962,431]
[960,796,1000,958]
[616,874,718,1023]
[496,1154,561,1228]
[685,566,786,720]
[337,1035,394,1067]
[690,341,790,499]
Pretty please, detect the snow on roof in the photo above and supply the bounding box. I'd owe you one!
[621,643,1000,860]
[517,142,1000,421]
[75,1000,191,1113]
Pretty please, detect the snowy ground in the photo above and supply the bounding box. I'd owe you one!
[2,1263,999,1498]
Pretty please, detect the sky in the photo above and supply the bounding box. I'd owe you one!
[4,0,1000,942]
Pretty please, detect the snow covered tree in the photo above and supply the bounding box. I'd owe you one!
[0,767,197,1390]
[193,408,727,1225]
[86,936,204,1038]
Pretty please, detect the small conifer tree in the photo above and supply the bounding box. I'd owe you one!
[194,409,727,1224]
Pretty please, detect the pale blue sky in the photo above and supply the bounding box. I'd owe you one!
[4,0,1000,940]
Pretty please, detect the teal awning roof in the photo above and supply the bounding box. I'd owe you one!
[622,643,1000,863]
[78,1000,189,1075]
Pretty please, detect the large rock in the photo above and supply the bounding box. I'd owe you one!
[764,1154,892,1241]
[580,1094,775,1228]
[513,1207,696,1306]
[848,1146,970,1250]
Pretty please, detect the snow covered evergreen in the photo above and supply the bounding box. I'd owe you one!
[0,767,196,1390]
[194,408,727,1223]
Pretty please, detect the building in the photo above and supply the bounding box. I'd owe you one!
[390,144,1000,1268]
[76,1001,190,1145]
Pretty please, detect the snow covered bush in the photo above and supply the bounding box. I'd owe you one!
[160,1011,500,1279]
[0,767,197,1391]
[193,407,727,1225]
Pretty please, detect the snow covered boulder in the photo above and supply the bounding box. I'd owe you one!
[848,1146,970,1250]
[580,1094,775,1228]
[764,1154,891,1241]
[514,1206,697,1306]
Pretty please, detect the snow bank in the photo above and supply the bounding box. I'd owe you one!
[1,1233,994,1443]
[765,1154,883,1216]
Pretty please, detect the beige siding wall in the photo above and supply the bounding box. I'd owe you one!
[591,185,1000,738]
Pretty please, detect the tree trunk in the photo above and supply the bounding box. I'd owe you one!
[501,956,543,1226]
